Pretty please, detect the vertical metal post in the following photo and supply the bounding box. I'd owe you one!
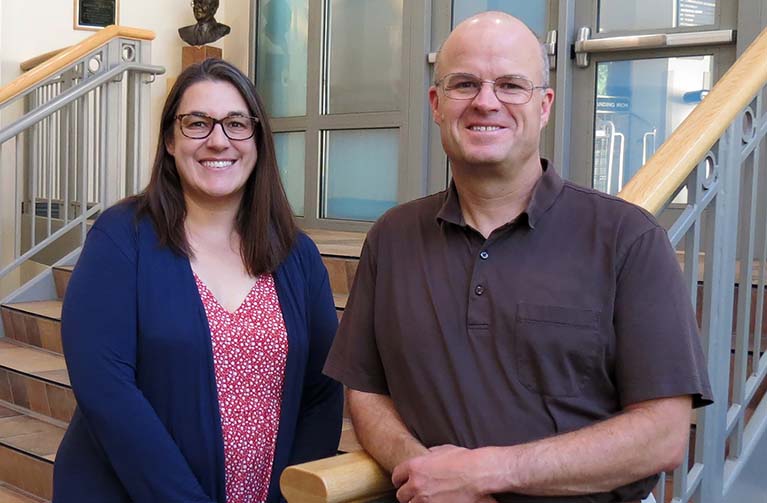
[698,123,744,503]
[731,109,760,457]
[101,40,124,207]
[14,132,23,258]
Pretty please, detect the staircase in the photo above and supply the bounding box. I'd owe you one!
[0,265,71,502]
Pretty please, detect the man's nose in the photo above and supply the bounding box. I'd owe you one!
[472,81,502,110]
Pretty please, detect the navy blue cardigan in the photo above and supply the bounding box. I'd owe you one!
[53,203,342,502]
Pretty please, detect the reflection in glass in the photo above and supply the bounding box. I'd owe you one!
[599,0,716,32]
[326,0,403,114]
[274,132,305,216]
[256,0,308,117]
[592,56,713,195]
[323,129,398,221]
[452,0,547,36]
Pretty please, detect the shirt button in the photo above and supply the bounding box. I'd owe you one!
[479,251,489,260]
[475,285,485,296]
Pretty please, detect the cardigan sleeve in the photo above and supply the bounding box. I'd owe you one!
[61,222,216,503]
[288,236,343,465]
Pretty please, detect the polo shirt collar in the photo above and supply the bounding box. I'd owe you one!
[436,158,564,230]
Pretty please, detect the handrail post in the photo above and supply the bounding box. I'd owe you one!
[101,39,124,207]
[124,38,152,196]
[697,121,742,503]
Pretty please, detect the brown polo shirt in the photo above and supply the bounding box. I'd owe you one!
[324,160,712,502]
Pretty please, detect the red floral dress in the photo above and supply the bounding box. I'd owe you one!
[194,273,289,503]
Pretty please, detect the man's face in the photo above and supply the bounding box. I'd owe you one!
[192,0,217,21]
[428,19,554,171]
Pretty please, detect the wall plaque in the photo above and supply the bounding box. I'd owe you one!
[74,0,119,31]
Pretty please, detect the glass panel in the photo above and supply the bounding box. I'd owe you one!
[599,0,716,32]
[452,0,547,36]
[326,0,403,114]
[323,129,398,221]
[256,0,308,117]
[592,56,713,195]
[274,132,305,216]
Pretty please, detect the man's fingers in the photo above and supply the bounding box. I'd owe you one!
[395,480,415,503]
[391,462,408,488]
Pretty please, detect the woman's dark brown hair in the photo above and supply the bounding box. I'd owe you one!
[134,58,296,275]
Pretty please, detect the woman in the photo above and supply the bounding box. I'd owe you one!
[53,59,342,503]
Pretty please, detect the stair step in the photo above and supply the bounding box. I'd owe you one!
[0,405,59,501]
[51,266,73,300]
[338,418,361,453]
[323,256,359,298]
[0,303,62,355]
[0,340,69,387]
[306,229,365,259]
[0,339,73,424]
[0,484,48,503]
[333,293,348,311]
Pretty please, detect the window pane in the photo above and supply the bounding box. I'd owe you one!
[274,132,305,216]
[323,129,398,221]
[326,0,403,114]
[599,0,716,32]
[452,0,547,36]
[592,56,713,195]
[256,0,308,117]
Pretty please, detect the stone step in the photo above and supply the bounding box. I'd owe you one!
[0,404,61,501]
[1,303,63,356]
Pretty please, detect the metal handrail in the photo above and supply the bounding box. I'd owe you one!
[0,62,164,144]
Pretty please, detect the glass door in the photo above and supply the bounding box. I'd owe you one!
[566,0,737,192]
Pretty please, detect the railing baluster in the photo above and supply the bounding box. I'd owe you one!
[46,111,53,238]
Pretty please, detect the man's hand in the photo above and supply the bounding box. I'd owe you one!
[391,445,499,503]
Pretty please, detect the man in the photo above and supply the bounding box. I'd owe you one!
[323,12,712,503]
[178,0,231,46]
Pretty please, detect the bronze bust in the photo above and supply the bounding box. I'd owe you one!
[178,0,231,46]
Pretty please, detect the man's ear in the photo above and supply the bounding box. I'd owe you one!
[428,86,442,125]
[539,88,555,130]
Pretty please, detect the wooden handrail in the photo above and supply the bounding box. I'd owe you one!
[20,47,72,72]
[280,451,394,503]
[618,26,767,214]
[0,25,154,106]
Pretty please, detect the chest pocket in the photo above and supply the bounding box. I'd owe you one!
[514,303,601,397]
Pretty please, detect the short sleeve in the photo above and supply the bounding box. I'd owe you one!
[323,235,389,394]
[613,226,713,408]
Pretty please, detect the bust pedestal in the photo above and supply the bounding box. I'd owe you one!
[181,45,222,70]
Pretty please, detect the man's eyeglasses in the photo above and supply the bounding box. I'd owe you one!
[435,73,548,105]
[175,113,259,141]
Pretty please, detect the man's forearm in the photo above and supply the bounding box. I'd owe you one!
[477,396,692,496]
[347,388,429,472]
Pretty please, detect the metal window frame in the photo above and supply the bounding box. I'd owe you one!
[251,0,430,232]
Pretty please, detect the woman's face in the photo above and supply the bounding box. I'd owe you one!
[166,80,258,208]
